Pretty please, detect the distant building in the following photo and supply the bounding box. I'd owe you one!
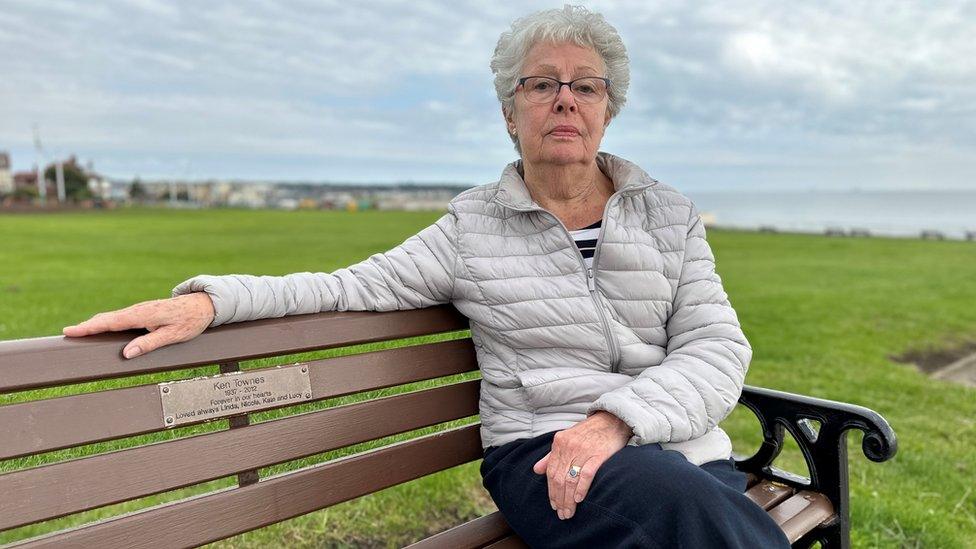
[13,169,40,193]
[0,152,12,194]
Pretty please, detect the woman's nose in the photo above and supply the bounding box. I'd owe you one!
[553,84,577,113]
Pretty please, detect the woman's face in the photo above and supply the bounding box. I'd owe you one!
[506,41,611,167]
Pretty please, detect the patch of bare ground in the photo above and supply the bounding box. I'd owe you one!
[891,340,976,387]
[890,340,976,373]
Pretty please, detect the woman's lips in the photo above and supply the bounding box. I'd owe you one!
[549,125,580,137]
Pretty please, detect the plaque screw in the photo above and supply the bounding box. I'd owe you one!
[165,416,174,425]
[161,386,170,394]
[304,393,311,399]
[301,366,308,373]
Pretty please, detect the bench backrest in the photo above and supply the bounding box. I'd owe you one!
[0,306,482,547]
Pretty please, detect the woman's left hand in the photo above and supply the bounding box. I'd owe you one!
[532,410,633,520]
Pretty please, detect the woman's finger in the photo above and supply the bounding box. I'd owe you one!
[64,312,135,337]
[63,302,157,337]
[559,464,579,519]
[547,432,575,519]
[122,324,186,359]
[568,454,602,509]
[532,451,550,475]
[560,452,598,520]
[544,434,564,514]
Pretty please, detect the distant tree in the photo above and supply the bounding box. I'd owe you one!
[129,178,148,201]
[44,162,91,201]
[13,186,38,201]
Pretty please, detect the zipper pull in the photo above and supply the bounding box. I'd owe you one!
[586,267,596,291]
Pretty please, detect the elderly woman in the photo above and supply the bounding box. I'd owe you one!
[64,6,789,548]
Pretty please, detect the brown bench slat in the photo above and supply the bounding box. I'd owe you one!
[405,511,514,549]
[744,479,794,510]
[1,383,159,461]
[482,535,530,549]
[10,424,484,548]
[768,491,836,543]
[0,306,468,393]
[0,379,480,532]
[0,338,477,460]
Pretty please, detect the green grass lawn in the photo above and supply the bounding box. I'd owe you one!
[1,207,974,548]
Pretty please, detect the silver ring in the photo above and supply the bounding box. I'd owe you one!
[567,465,582,479]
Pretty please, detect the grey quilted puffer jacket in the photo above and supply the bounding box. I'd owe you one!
[172,152,751,466]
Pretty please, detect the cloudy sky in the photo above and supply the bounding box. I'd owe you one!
[1,1,973,191]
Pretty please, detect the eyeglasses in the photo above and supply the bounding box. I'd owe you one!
[516,76,611,104]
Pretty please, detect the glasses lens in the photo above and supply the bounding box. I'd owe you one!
[522,77,558,103]
[570,78,608,103]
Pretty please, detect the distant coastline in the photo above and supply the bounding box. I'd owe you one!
[688,189,976,240]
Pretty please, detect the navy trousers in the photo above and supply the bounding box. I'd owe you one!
[480,430,791,548]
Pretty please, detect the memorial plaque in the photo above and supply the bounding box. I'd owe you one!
[159,363,312,427]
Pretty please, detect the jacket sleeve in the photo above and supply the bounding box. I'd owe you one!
[171,206,459,327]
[585,201,751,445]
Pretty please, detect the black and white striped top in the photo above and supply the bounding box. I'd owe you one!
[568,219,601,268]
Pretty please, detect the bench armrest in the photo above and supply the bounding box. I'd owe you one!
[732,385,897,547]
[733,384,897,489]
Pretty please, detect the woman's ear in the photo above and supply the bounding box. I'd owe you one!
[503,105,516,135]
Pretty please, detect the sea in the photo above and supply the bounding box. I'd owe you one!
[684,189,976,240]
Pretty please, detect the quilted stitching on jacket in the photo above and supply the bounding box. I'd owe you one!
[172,152,751,466]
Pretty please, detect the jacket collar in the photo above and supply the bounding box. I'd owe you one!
[491,151,659,211]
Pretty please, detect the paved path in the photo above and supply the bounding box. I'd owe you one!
[932,353,976,387]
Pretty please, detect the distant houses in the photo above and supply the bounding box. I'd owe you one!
[117,180,469,211]
[0,150,470,211]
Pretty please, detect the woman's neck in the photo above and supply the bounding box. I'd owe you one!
[522,159,614,229]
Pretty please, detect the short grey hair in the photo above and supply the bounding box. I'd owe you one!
[490,5,630,153]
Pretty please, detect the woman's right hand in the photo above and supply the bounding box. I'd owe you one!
[62,292,216,359]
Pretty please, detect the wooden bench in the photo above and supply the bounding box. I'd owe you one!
[0,305,897,548]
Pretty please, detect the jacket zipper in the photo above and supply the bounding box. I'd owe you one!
[495,194,623,373]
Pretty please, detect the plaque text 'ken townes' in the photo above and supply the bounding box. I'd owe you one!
[159,364,313,427]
